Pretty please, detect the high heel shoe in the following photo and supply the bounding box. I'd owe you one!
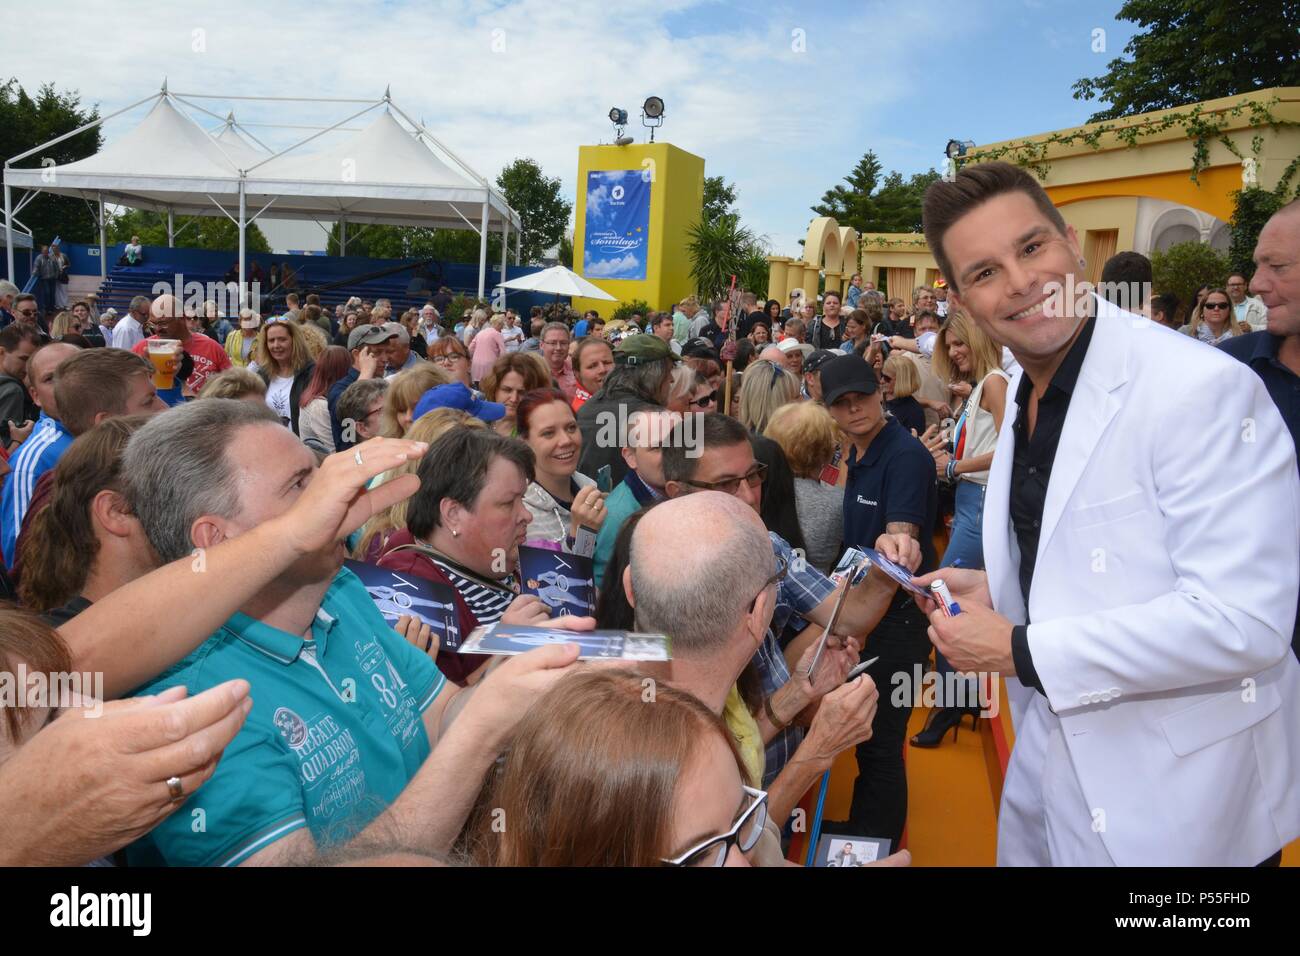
[910,705,981,748]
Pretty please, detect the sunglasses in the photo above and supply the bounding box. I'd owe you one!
[688,390,717,408]
[1203,302,1231,311]
[16,308,37,316]
[660,786,770,867]
[684,461,767,495]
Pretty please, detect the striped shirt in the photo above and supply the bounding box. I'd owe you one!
[427,555,516,625]
[2,413,72,568]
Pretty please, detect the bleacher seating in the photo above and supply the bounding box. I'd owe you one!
[79,244,551,319]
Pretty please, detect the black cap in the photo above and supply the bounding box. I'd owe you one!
[802,349,838,374]
[819,354,878,406]
[682,337,719,361]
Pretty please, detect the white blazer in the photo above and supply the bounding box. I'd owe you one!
[986,296,1300,866]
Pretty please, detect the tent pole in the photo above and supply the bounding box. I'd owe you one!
[339,218,347,257]
[501,219,509,288]
[167,208,174,247]
[516,229,520,263]
[98,192,107,281]
[238,180,247,309]
[477,202,488,301]
[4,182,13,283]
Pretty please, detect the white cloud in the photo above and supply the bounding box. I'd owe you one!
[8,0,990,264]
[584,253,642,277]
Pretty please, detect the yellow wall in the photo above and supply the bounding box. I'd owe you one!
[572,143,704,317]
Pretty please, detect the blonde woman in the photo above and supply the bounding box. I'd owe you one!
[352,409,486,562]
[880,353,925,435]
[198,367,267,403]
[912,310,1008,748]
[666,362,697,415]
[380,363,452,437]
[481,351,551,437]
[764,401,844,572]
[736,359,799,434]
[48,311,83,341]
[1182,287,1245,345]
[251,320,315,433]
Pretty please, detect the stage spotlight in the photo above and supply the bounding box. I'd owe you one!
[641,96,665,141]
[609,107,629,126]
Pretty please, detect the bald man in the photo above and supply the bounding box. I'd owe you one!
[130,293,231,393]
[2,342,79,566]
[624,492,885,853]
[1220,198,1300,659]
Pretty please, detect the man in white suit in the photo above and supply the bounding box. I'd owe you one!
[913,161,1300,866]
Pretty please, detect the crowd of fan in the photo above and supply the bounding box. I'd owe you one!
[0,206,1285,867]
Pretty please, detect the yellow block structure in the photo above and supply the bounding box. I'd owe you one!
[572,143,704,318]
[771,87,1300,300]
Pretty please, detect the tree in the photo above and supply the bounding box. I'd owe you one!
[813,153,939,234]
[558,233,573,268]
[0,80,103,245]
[324,222,501,263]
[496,157,571,265]
[108,209,270,253]
[1228,187,1290,282]
[702,175,739,226]
[1151,240,1231,324]
[1072,0,1300,122]
[686,216,757,303]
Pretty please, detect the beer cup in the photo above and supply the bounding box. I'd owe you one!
[146,339,181,389]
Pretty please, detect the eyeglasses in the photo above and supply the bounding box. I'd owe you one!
[688,390,717,408]
[1203,302,1230,311]
[432,352,468,365]
[660,786,770,867]
[683,461,767,495]
[16,308,36,317]
[748,551,789,612]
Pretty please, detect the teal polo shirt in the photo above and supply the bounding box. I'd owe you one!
[126,567,446,867]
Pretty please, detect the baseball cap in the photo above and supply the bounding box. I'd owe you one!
[102,307,118,320]
[803,349,838,374]
[348,324,394,350]
[682,337,719,361]
[381,321,409,345]
[412,382,506,423]
[614,333,680,366]
[776,337,813,358]
[818,354,878,406]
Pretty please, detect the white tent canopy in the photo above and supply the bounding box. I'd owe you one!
[3,86,522,298]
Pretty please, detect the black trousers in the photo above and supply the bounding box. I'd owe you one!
[846,606,931,849]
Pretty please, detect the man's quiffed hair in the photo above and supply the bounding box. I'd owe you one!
[123,399,281,563]
[53,348,153,437]
[406,427,535,539]
[661,412,749,485]
[923,161,1069,293]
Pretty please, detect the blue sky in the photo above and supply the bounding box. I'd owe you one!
[10,0,1139,255]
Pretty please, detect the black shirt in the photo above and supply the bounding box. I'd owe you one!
[886,396,925,436]
[1008,316,1096,692]
[809,315,845,351]
[842,418,938,624]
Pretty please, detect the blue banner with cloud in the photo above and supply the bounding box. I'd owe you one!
[583,170,650,281]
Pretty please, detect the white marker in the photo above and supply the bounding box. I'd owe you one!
[930,579,961,617]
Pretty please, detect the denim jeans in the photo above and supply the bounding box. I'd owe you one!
[934,480,986,691]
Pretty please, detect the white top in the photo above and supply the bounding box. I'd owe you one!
[502,324,525,352]
[265,375,294,426]
[958,369,1009,487]
[111,315,144,351]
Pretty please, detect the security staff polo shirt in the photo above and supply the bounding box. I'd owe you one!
[127,567,446,867]
[842,417,938,614]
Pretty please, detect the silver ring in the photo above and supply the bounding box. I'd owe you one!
[354,449,364,466]
[166,776,184,802]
